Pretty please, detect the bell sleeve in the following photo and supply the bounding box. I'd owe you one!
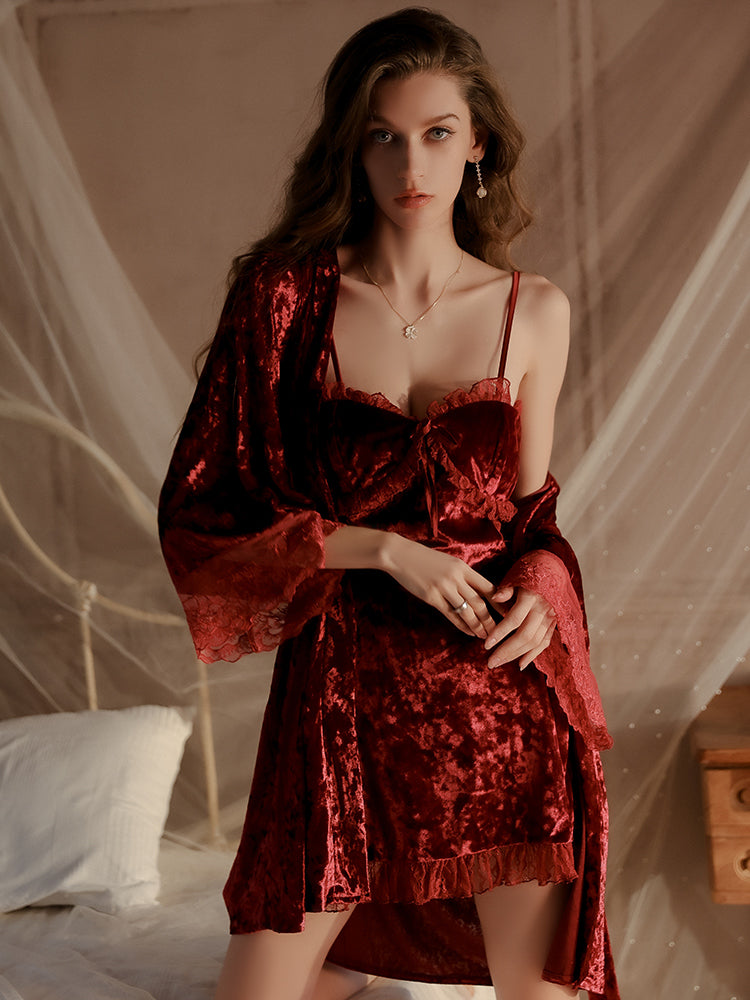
[158,266,344,663]
[502,473,612,749]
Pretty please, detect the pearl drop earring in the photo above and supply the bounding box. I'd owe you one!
[474,158,487,199]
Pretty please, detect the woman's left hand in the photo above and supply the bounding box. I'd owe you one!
[484,585,556,670]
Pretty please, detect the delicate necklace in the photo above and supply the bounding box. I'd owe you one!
[360,251,464,340]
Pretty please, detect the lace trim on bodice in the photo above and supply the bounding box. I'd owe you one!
[320,373,514,421]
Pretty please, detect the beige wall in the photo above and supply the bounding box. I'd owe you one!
[21,0,663,371]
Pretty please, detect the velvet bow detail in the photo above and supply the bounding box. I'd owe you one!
[415,418,518,538]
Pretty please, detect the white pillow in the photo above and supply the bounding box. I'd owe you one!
[0,705,193,914]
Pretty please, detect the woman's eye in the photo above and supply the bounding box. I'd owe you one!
[370,130,392,144]
[430,127,453,140]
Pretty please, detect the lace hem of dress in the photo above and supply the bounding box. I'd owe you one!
[365,840,577,906]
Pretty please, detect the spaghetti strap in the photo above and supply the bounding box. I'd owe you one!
[497,270,520,380]
[329,337,343,384]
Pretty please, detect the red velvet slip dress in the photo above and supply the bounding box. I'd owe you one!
[320,270,578,899]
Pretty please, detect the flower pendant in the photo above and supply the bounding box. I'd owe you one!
[403,325,418,340]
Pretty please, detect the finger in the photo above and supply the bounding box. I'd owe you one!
[517,647,542,671]
[519,631,555,670]
[484,601,540,649]
[464,591,497,632]
[463,606,490,639]
[442,596,477,636]
[474,602,496,632]
[465,568,496,598]
[542,620,556,643]
[527,621,556,660]
[493,586,553,616]
[487,616,550,668]
[446,594,491,639]
[445,612,476,637]
[485,589,555,649]
[513,621,556,671]
[519,625,554,669]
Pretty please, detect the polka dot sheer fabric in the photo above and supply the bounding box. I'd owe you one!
[1,1,749,997]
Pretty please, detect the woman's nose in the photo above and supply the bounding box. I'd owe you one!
[396,139,425,182]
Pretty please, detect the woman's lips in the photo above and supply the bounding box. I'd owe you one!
[395,193,433,208]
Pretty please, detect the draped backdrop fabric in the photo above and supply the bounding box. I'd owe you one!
[1,1,749,998]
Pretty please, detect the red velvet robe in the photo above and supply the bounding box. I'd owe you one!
[158,251,619,998]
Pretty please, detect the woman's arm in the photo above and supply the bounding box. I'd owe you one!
[484,278,571,668]
[324,526,497,640]
[513,277,570,498]
[322,524,392,571]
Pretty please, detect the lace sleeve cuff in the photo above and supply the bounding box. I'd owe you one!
[169,512,344,663]
[501,550,613,750]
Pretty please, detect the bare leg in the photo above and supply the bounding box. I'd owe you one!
[213,908,361,1000]
[474,882,579,1000]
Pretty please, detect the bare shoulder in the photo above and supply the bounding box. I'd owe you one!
[518,273,570,331]
[464,257,569,327]
[517,273,570,368]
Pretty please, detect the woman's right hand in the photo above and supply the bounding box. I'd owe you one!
[380,532,497,639]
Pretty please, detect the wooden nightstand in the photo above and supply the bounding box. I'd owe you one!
[691,686,750,904]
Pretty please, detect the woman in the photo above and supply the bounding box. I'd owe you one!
[159,9,619,1000]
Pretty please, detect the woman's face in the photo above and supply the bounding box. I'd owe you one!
[359,71,485,233]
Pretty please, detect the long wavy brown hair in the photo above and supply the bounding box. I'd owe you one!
[232,7,531,281]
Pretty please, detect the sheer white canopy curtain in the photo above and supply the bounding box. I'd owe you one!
[1,0,748,997]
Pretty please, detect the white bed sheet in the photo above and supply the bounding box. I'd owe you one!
[0,840,491,1000]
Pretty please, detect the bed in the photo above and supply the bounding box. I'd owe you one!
[0,838,231,1000]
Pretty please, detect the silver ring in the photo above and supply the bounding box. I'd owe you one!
[452,600,469,613]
